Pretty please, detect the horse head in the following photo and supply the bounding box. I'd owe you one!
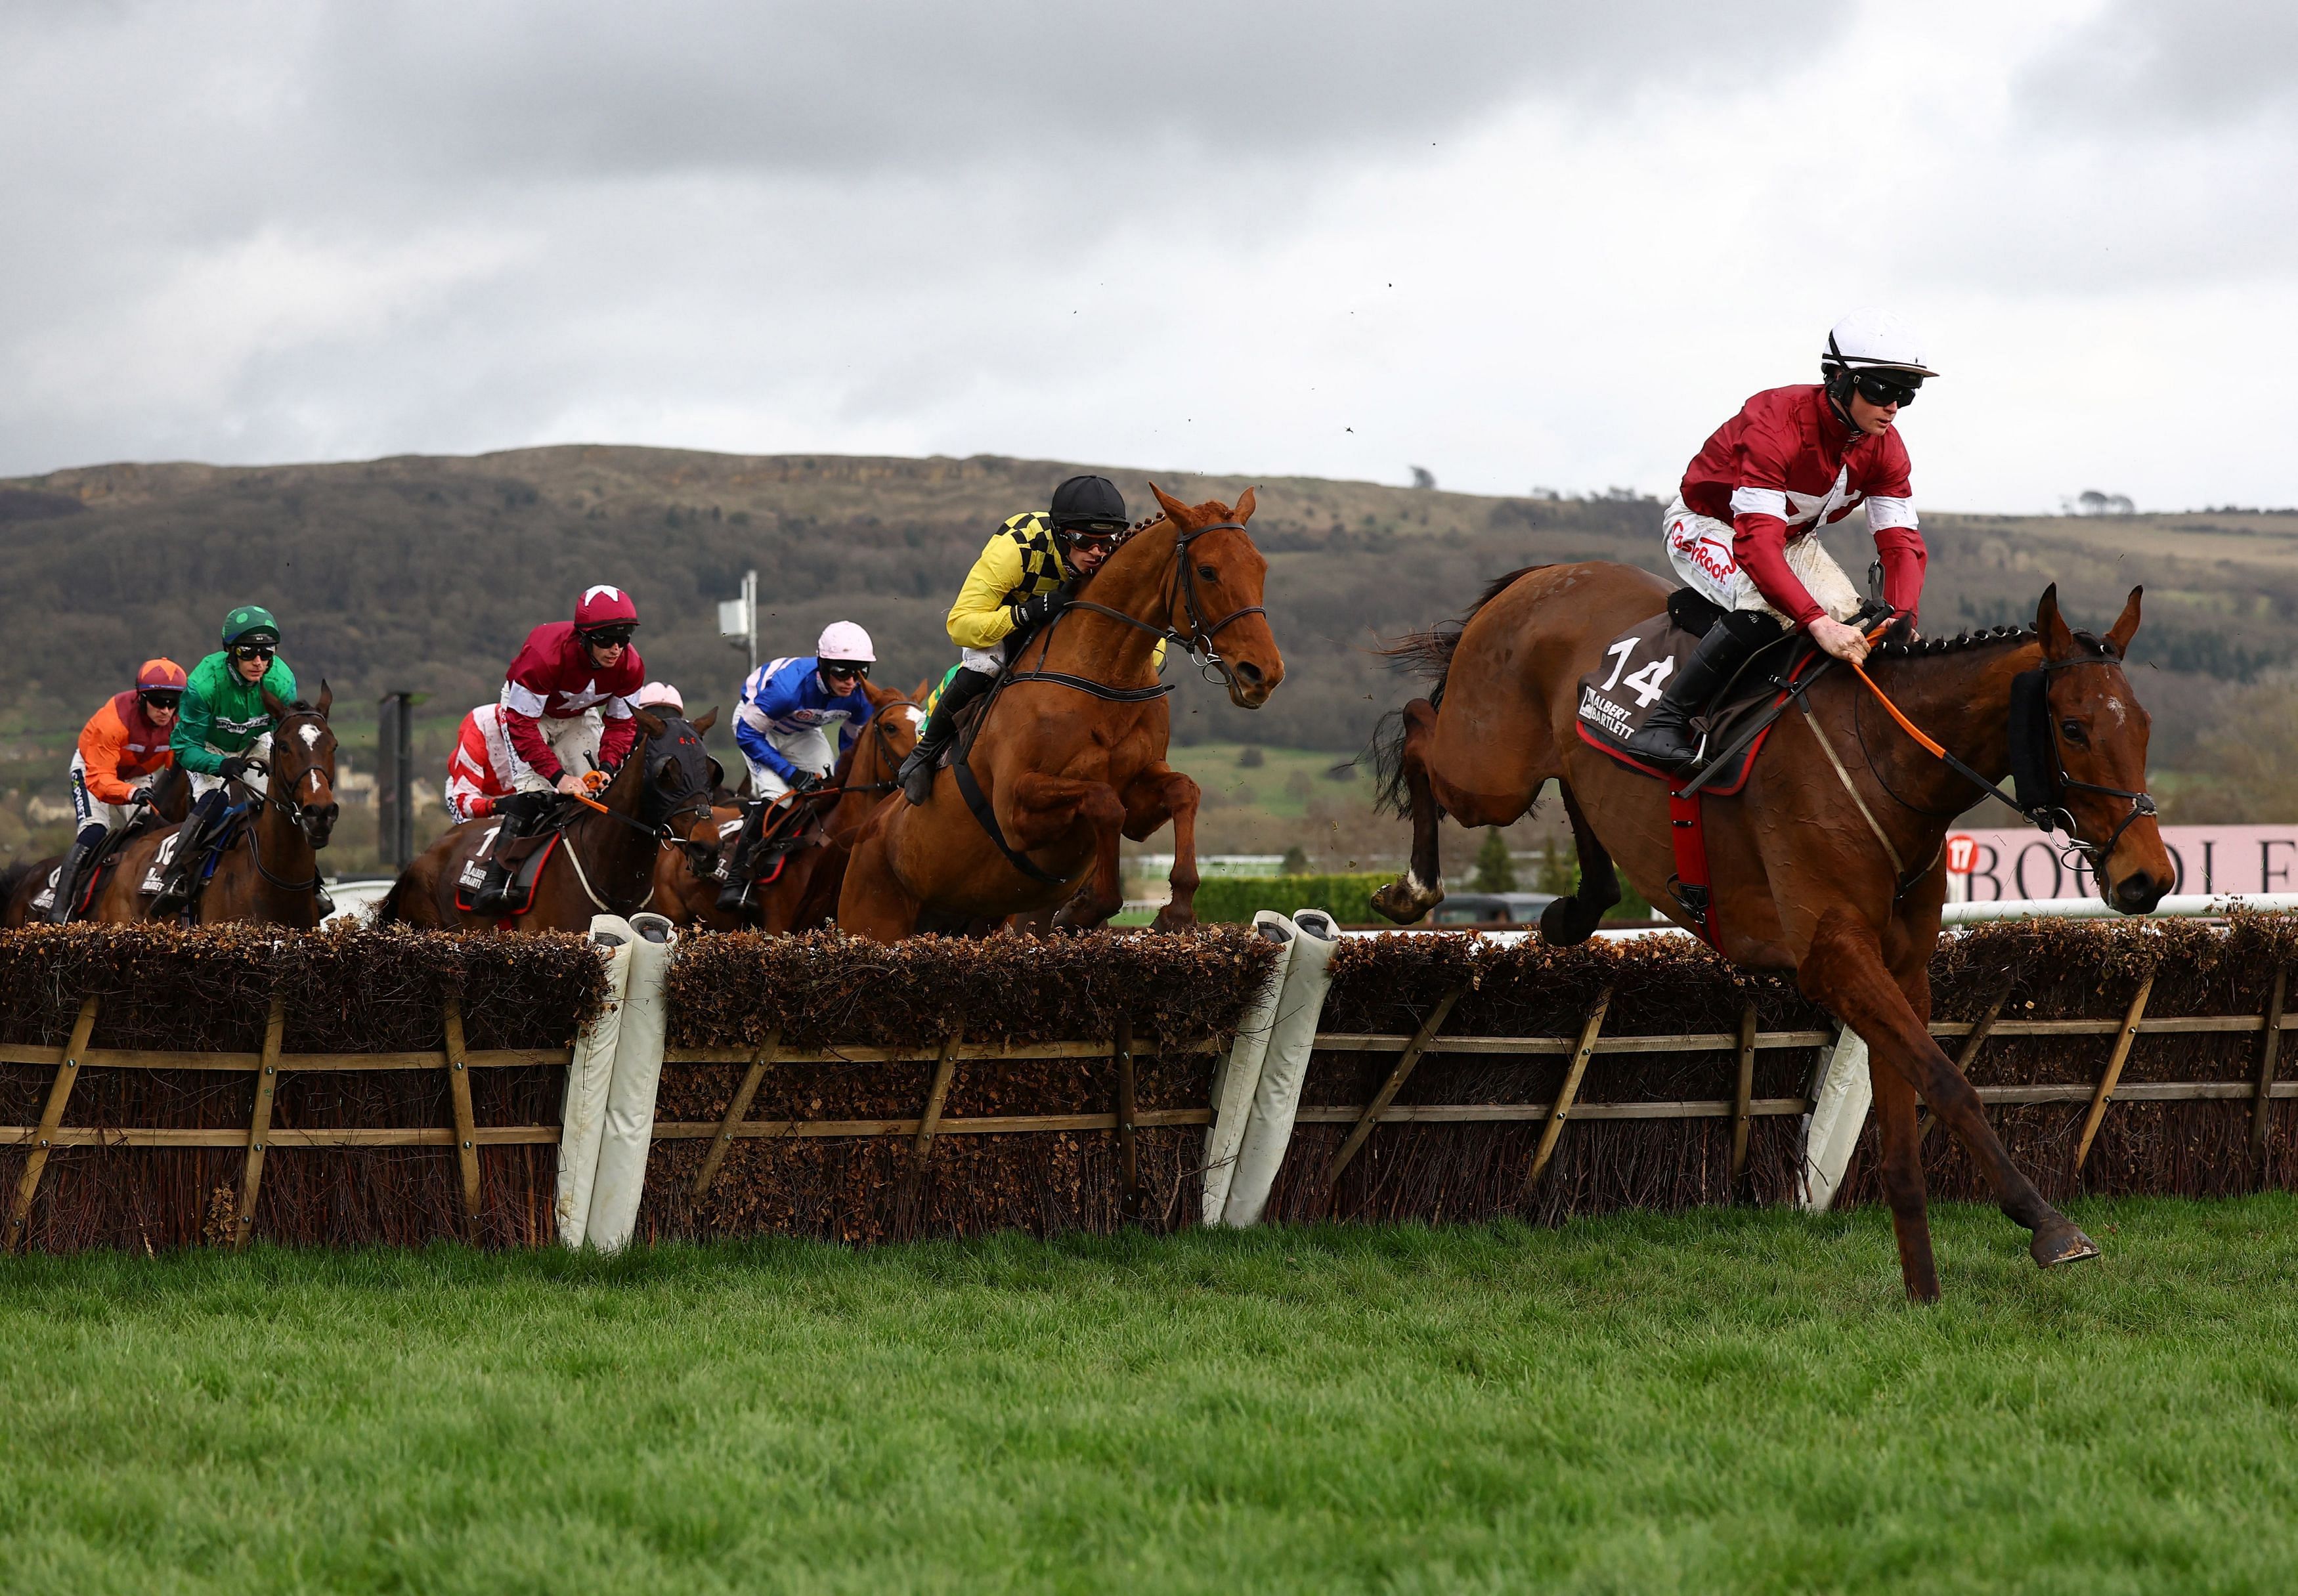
[1146,483,1284,708]
[858,680,923,785]
[632,705,721,834]
[260,681,339,849]
[2033,585,2172,914]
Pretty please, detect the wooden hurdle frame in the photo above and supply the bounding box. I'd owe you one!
[7,976,2297,1245]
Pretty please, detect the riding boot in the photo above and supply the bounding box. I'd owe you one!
[471,796,544,917]
[897,668,994,804]
[714,802,768,915]
[150,790,228,916]
[1620,611,1783,771]
[46,824,108,924]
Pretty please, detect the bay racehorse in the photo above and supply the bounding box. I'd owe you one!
[838,486,1282,941]
[1369,563,2173,1299]
[655,683,922,932]
[380,708,718,934]
[93,689,342,928]
[0,767,192,928]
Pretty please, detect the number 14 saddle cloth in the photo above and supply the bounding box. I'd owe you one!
[1574,593,1823,796]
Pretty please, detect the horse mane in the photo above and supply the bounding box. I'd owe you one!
[1865,622,2128,664]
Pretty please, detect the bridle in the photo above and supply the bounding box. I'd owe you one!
[1054,516,1267,691]
[221,705,337,896]
[1849,636,2158,892]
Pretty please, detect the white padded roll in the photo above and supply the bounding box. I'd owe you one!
[1200,911,1295,1224]
[557,916,634,1246]
[1798,1025,1874,1212]
[584,911,679,1253]
[1220,909,1340,1227]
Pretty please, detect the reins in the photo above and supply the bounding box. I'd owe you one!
[1838,625,2158,884]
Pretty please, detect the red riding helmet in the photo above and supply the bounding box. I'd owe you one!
[136,658,189,693]
[574,585,640,632]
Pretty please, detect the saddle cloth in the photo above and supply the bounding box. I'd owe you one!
[1574,592,1810,796]
[454,823,562,917]
[137,808,248,901]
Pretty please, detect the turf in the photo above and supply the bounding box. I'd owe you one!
[5,1197,2297,1595]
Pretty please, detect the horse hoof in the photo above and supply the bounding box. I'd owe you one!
[1539,896,1597,948]
[1370,878,1439,925]
[1150,907,1197,932]
[2031,1223,2102,1268]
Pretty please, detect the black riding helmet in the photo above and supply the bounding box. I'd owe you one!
[1049,475,1128,536]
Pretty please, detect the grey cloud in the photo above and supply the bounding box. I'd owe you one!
[2021,0,2298,131]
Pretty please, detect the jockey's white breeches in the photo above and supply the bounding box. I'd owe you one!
[1662,495,1863,626]
[743,726,836,802]
[507,710,604,794]
[187,733,272,802]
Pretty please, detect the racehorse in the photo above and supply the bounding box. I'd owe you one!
[837,486,1282,941]
[91,689,341,928]
[379,708,718,934]
[1368,563,2173,1300]
[0,767,192,928]
[653,683,922,932]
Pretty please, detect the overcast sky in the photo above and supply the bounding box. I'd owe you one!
[4,0,2292,511]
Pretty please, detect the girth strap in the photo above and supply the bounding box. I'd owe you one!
[1666,785,1720,949]
[951,759,1065,884]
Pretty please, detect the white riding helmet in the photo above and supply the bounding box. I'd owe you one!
[632,681,683,712]
[1821,308,1938,379]
[816,620,875,664]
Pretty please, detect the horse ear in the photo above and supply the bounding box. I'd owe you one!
[2106,586,2144,657]
[2033,584,2073,658]
[632,707,666,738]
[1149,482,1191,522]
[315,680,332,718]
[690,706,717,735]
[1232,486,1257,525]
[261,687,290,719]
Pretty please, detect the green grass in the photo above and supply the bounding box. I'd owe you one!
[6,1198,2298,1593]
[1169,741,1364,820]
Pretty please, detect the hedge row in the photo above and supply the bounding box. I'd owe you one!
[1190,873,1391,925]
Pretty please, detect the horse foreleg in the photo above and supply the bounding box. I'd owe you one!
[1802,907,2096,1270]
[1371,698,1446,924]
[1539,781,1620,947]
[1119,763,1202,931]
[1007,773,1127,929]
[835,818,922,943]
[1869,1062,1940,1301]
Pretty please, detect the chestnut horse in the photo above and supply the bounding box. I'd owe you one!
[379,708,717,934]
[654,684,922,932]
[1,766,191,928]
[838,486,1283,941]
[93,689,342,928]
[1370,564,2173,1300]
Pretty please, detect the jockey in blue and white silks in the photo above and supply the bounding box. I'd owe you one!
[733,622,876,800]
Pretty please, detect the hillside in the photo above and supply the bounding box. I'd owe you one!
[2,444,2292,869]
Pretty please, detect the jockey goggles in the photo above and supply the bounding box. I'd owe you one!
[581,625,637,647]
[1066,523,1127,549]
[139,690,183,712]
[1852,372,1921,408]
[229,643,276,662]
[819,660,869,681]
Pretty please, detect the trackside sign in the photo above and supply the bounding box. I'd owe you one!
[1942,825,2298,901]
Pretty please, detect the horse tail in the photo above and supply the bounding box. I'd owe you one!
[1364,564,1551,817]
[376,869,422,926]
[1372,563,1549,697]
[0,859,38,913]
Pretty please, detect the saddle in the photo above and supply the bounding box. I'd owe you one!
[1576,590,1821,795]
[30,819,146,920]
[138,806,250,911]
[453,815,567,917]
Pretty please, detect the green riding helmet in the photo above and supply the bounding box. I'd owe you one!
[220,605,280,647]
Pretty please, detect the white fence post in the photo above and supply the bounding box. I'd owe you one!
[1798,1025,1873,1212]
[1221,911,1341,1227]
[1202,912,1295,1224]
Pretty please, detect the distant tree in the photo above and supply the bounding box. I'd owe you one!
[2066,490,2136,517]
[1236,745,1265,767]
[1410,465,1437,490]
[1280,844,1311,875]
[1536,836,1575,895]
[1472,829,1516,892]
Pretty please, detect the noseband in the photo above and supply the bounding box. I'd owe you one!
[1061,518,1267,689]
[2005,652,2159,884]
